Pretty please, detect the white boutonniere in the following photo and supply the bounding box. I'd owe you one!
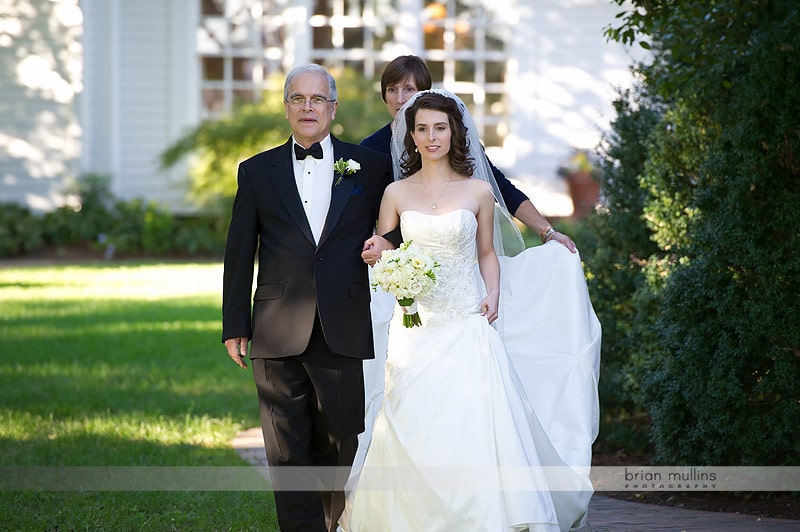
[333,158,361,186]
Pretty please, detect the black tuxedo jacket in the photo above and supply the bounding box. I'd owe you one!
[221,135,393,360]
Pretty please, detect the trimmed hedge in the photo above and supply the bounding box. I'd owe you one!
[1,175,226,260]
[595,0,800,465]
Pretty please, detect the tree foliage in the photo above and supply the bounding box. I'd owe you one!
[589,0,800,464]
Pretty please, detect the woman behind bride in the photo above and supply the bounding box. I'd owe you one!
[345,90,599,531]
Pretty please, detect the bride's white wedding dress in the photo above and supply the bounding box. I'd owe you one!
[345,209,600,531]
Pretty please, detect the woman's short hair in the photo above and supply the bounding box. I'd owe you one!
[380,56,432,102]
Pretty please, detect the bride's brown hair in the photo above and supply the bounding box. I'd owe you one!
[400,92,475,178]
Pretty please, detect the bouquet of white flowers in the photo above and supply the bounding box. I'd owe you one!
[371,240,439,327]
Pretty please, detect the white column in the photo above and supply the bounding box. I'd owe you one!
[163,0,199,207]
[282,0,313,68]
[390,0,424,55]
[79,0,119,190]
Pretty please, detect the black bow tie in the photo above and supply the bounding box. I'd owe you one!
[294,142,323,160]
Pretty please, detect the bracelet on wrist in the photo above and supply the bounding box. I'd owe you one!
[539,224,553,243]
[540,225,556,243]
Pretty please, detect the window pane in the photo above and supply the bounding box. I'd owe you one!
[486,33,504,52]
[202,89,225,115]
[314,0,333,17]
[427,60,444,82]
[455,61,475,82]
[454,22,473,50]
[202,0,224,16]
[343,27,364,49]
[487,92,505,114]
[233,57,255,81]
[424,26,445,50]
[423,0,446,50]
[202,57,224,81]
[313,25,332,48]
[486,61,505,84]
[456,92,474,107]
[483,124,503,147]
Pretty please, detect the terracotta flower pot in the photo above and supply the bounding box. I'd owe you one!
[565,171,600,219]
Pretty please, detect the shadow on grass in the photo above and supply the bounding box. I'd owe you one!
[0,429,254,467]
[1,490,279,531]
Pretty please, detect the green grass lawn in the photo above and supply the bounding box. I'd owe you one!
[0,261,279,531]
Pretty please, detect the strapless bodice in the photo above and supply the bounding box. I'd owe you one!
[400,209,483,325]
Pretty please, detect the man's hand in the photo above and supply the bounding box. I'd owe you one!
[224,337,249,369]
[362,234,395,266]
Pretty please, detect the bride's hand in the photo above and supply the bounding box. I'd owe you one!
[551,231,577,253]
[480,292,499,324]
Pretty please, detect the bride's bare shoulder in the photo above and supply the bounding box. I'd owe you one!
[462,177,494,196]
[384,176,415,199]
[387,172,420,190]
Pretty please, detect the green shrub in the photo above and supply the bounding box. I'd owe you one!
[604,0,800,465]
[41,205,85,246]
[0,204,43,257]
[579,85,662,454]
[41,173,115,248]
[172,215,227,256]
[2,173,227,260]
[642,10,800,465]
[140,203,175,255]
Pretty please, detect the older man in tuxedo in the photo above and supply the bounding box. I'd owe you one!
[222,64,394,532]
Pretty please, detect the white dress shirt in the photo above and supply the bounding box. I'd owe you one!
[292,135,333,244]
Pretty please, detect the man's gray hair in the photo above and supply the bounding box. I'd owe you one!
[284,64,338,101]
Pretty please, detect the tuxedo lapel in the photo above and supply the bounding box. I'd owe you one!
[268,140,316,246]
[318,137,355,248]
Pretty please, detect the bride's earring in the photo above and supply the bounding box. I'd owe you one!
[414,146,419,153]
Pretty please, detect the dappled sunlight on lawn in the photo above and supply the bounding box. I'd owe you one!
[0,410,242,455]
[6,319,217,337]
[0,263,224,300]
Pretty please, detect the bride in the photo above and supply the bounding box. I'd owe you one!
[343,91,600,531]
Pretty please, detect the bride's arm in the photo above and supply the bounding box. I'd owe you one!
[376,182,401,237]
[362,183,402,265]
[476,185,500,323]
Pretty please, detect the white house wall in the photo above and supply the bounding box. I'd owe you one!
[503,0,646,215]
[0,0,84,212]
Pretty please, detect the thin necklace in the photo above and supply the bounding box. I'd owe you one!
[423,177,452,210]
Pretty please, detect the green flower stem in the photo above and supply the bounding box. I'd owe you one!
[397,297,422,328]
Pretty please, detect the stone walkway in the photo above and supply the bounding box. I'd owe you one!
[232,428,799,531]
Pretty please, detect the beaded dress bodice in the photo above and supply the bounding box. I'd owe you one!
[400,209,483,326]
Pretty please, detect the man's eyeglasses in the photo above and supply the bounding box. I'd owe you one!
[285,95,336,108]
